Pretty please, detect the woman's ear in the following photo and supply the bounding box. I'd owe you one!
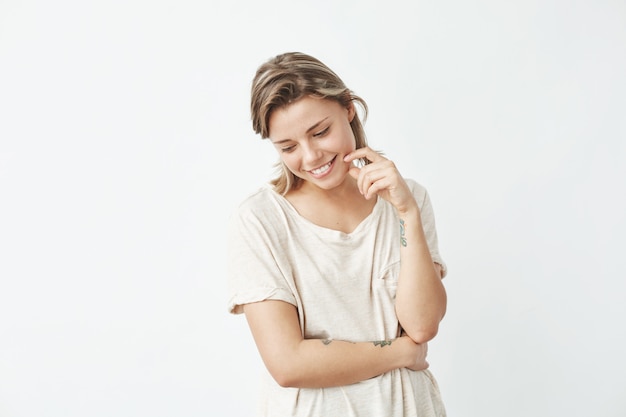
[347,102,356,122]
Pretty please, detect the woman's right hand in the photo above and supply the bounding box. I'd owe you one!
[244,300,433,388]
[402,335,429,372]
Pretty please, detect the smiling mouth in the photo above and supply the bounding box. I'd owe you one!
[309,156,336,175]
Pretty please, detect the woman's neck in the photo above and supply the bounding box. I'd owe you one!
[285,177,377,234]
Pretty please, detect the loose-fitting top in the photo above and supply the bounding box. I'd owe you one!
[227,179,447,417]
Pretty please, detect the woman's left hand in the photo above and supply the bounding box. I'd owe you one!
[344,147,418,214]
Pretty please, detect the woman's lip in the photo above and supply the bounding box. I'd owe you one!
[308,156,336,176]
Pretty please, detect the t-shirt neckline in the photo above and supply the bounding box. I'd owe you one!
[268,186,382,239]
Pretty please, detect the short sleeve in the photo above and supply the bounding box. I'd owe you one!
[226,203,298,314]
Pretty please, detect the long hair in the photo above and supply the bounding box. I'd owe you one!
[250,52,369,195]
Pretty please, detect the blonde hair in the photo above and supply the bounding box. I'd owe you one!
[250,52,369,195]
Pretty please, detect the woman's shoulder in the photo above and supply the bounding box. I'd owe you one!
[234,185,275,213]
[404,178,429,201]
[237,184,271,204]
[231,185,288,225]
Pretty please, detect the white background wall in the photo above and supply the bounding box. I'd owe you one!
[1,1,625,416]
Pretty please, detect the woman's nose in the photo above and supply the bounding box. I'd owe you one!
[301,142,322,163]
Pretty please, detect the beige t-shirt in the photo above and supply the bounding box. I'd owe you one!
[228,179,447,417]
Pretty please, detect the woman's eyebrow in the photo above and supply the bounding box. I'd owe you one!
[305,117,329,134]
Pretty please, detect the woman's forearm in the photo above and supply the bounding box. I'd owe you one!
[394,206,447,344]
[270,336,420,388]
[244,300,427,389]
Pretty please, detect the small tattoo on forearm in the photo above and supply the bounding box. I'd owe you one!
[399,219,407,247]
[322,339,332,345]
[373,340,393,347]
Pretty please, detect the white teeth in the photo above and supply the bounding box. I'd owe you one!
[311,161,332,175]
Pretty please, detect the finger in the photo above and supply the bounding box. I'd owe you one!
[348,166,360,181]
[358,164,395,198]
[354,159,381,188]
[353,147,385,163]
[363,176,392,199]
[344,147,386,164]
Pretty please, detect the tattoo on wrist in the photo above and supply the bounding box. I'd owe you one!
[322,339,332,345]
[373,340,393,347]
[399,219,407,247]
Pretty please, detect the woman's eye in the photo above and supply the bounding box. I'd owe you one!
[313,127,329,138]
[281,145,296,153]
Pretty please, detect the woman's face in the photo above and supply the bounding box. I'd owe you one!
[268,96,356,191]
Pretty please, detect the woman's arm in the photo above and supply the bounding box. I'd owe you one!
[394,206,447,344]
[243,300,427,388]
[344,148,447,344]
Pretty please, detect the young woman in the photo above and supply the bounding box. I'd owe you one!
[227,52,448,416]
